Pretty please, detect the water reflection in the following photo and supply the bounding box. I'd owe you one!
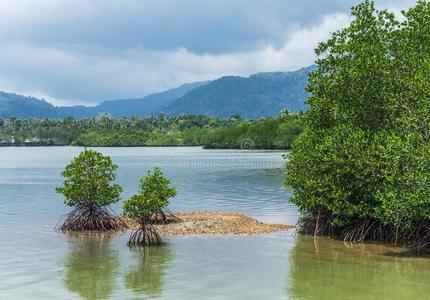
[124,245,174,299]
[62,233,121,300]
[61,233,174,299]
[287,236,430,300]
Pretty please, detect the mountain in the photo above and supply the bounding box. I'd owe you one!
[163,66,313,118]
[0,66,314,119]
[0,92,59,118]
[92,81,208,118]
[0,81,208,119]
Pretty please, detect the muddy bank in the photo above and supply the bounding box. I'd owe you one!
[121,211,293,235]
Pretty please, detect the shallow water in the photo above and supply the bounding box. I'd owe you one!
[0,147,428,299]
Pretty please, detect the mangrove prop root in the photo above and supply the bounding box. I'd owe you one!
[127,221,162,247]
[55,204,126,232]
[152,208,181,224]
[298,214,430,254]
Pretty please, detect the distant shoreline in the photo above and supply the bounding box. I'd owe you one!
[0,143,200,148]
[0,144,289,150]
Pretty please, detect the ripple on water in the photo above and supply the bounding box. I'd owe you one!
[2,147,427,300]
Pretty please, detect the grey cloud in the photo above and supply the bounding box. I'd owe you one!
[0,0,418,105]
[1,0,361,53]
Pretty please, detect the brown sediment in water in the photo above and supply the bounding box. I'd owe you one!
[120,211,293,235]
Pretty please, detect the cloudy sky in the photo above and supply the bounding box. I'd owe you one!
[0,0,416,106]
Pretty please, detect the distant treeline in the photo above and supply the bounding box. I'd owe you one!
[0,112,302,149]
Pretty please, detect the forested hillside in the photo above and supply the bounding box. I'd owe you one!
[165,66,313,118]
[0,66,313,119]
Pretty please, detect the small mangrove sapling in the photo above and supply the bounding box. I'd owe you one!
[123,167,177,246]
[55,148,125,231]
[137,167,178,223]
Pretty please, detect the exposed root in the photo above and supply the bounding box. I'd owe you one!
[56,204,126,232]
[152,208,181,224]
[128,220,163,247]
[341,219,379,243]
[297,213,430,255]
[403,224,430,255]
[297,214,333,237]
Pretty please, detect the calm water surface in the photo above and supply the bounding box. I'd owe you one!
[0,147,428,299]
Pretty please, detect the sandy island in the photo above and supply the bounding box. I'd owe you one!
[121,211,293,235]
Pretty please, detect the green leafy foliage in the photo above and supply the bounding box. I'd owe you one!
[0,113,302,149]
[123,167,177,220]
[56,149,122,207]
[202,112,303,149]
[165,67,312,118]
[285,0,430,247]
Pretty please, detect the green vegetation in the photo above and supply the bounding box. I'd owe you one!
[285,0,430,253]
[0,113,302,149]
[123,167,177,246]
[164,67,311,118]
[55,149,125,231]
[202,110,302,149]
[0,91,59,119]
[56,149,178,247]
[0,67,311,119]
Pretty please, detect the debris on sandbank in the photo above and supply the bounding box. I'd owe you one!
[120,211,293,235]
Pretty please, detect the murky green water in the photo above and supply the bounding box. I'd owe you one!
[0,147,428,299]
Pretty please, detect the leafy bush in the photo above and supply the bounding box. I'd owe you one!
[55,149,124,231]
[124,167,177,219]
[285,0,430,253]
[123,167,177,246]
[56,149,122,207]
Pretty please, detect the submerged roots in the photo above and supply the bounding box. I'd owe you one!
[299,213,430,255]
[128,221,162,247]
[56,204,126,232]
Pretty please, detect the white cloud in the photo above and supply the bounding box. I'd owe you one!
[0,0,417,105]
[0,12,351,105]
